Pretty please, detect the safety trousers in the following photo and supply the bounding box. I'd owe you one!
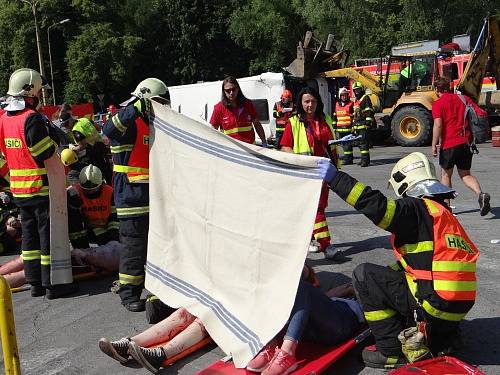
[336,129,354,164]
[352,263,417,356]
[312,183,331,251]
[118,215,149,304]
[357,129,370,164]
[20,202,51,287]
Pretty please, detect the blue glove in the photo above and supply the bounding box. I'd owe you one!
[317,158,338,183]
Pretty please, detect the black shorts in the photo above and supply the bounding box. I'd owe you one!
[439,143,473,170]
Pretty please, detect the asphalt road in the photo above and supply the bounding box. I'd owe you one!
[1,143,499,374]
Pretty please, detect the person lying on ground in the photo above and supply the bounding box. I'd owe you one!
[98,307,208,374]
[246,280,364,375]
[318,152,479,368]
[1,241,121,288]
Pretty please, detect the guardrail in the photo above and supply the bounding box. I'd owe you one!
[0,275,21,374]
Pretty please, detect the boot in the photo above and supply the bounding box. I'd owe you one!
[30,283,46,297]
[362,345,407,369]
[398,327,432,363]
[123,299,146,312]
[46,283,78,300]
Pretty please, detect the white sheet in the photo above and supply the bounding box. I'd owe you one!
[145,102,324,367]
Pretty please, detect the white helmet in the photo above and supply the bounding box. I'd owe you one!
[7,68,43,97]
[389,152,454,198]
[131,78,167,99]
[338,87,349,96]
[79,164,103,193]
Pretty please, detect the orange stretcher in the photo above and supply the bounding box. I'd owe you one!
[196,328,371,375]
[389,356,485,375]
[148,336,213,366]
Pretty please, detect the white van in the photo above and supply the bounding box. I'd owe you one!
[168,72,342,144]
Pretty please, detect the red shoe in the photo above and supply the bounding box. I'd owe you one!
[246,342,277,372]
[262,349,298,375]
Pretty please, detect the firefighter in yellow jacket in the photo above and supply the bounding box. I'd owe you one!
[318,152,478,368]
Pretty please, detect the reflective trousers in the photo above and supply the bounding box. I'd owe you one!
[337,129,370,164]
[20,202,51,287]
[118,215,149,304]
[312,183,331,251]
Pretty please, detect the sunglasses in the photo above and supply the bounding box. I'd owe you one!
[224,87,238,93]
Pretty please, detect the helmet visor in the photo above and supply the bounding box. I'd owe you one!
[405,179,456,198]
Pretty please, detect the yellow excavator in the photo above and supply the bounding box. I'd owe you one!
[286,16,500,146]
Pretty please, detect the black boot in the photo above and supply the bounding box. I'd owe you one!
[30,283,46,297]
[46,283,78,300]
[362,345,406,369]
[123,299,146,312]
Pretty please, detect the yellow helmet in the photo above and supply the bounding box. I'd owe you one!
[60,148,78,166]
[352,81,364,90]
[7,68,43,97]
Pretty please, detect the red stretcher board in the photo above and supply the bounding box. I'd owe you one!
[389,356,485,375]
[196,328,371,375]
[149,336,213,366]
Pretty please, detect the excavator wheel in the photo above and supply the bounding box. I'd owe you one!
[391,106,433,147]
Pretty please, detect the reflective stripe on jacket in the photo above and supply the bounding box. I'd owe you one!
[334,101,353,129]
[392,198,478,308]
[0,109,49,198]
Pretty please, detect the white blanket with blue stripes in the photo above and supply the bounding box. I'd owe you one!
[146,102,324,367]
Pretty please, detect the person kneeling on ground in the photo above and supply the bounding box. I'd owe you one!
[98,307,208,374]
[246,280,363,375]
[67,165,119,248]
[318,152,479,369]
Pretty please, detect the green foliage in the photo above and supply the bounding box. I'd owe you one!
[0,0,497,104]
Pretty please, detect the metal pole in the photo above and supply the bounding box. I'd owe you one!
[47,25,55,105]
[0,276,22,375]
[30,0,47,105]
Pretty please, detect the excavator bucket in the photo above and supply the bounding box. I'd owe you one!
[284,31,349,79]
[457,15,500,102]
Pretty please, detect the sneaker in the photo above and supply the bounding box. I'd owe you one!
[478,192,491,216]
[324,244,342,260]
[98,337,130,364]
[128,341,166,374]
[308,240,321,253]
[262,349,298,375]
[362,345,406,369]
[246,342,277,372]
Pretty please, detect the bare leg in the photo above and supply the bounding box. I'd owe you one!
[440,167,453,189]
[131,308,195,347]
[280,339,298,356]
[162,318,208,358]
[3,270,26,288]
[457,169,481,195]
[0,255,24,275]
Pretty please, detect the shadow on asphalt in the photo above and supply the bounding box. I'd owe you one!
[71,275,117,297]
[458,317,500,366]
[370,157,400,166]
[325,210,361,218]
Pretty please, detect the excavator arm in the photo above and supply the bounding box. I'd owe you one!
[457,15,500,102]
[319,68,383,95]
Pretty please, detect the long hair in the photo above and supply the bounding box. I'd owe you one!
[221,76,247,107]
[295,86,324,120]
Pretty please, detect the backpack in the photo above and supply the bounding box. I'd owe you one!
[457,94,489,144]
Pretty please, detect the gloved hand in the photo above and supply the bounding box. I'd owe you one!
[317,158,338,183]
[398,327,432,363]
[133,97,151,115]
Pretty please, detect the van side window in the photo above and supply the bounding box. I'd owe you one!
[251,99,269,122]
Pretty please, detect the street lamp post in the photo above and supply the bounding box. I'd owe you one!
[21,0,47,104]
[47,18,70,105]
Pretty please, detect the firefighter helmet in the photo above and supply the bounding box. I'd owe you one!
[131,78,167,99]
[281,89,293,101]
[338,87,349,96]
[352,81,364,91]
[7,68,43,97]
[79,164,103,191]
[61,149,78,166]
[389,152,454,198]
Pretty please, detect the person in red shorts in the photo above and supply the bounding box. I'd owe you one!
[210,76,267,146]
[431,77,491,216]
[280,86,339,259]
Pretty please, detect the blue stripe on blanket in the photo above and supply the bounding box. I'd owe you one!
[146,261,262,355]
[153,116,322,180]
